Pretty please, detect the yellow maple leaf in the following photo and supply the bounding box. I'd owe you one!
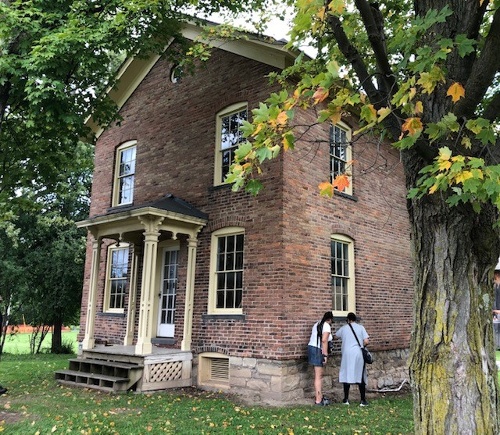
[377,107,392,122]
[319,181,334,197]
[447,82,465,103]
[276,111,288,126]
[329,107,342,125]
[317,6,326,20]
[437,147,452,171]
[332,174,350,192]
[414,101,423,115]
[454,170,474,184]
[402,117,423,135]
[328,0,345,14]
[313,87,329,104]
[438,160,452,171]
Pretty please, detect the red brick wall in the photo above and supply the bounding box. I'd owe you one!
[79,43,413,359]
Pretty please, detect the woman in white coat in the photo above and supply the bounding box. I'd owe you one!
[335,312,370,406]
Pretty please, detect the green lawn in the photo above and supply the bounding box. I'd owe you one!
[0,352,414,434]
[2,330,79,354]
[0,340,497,434]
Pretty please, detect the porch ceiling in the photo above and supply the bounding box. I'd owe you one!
[77,194,208,240]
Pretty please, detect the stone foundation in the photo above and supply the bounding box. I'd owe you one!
[222,348,409,406]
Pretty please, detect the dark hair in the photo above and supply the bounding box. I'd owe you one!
[347,312,357,322]
[317,311,334,345]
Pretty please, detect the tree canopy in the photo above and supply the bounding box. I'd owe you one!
[224,0,500,433]
[0,0,273,216]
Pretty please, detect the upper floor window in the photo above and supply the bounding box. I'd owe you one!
[104,243,129,312]
[113,141,136,206]
[331,234,355,316]
[214,104,248,186]
[208,227,245,314]
[330,124,352,195]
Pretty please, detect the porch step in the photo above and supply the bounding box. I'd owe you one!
[55,358,144,392]
[55,369,129,392]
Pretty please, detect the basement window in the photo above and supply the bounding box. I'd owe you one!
[198,353,229,389]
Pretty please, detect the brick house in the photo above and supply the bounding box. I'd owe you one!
[56,22,413,405]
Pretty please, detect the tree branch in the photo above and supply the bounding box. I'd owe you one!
[454,6,500,119]
[326,15,383,105]
[354,0,398,97]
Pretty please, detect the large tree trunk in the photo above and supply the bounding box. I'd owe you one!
[407,190,500,434]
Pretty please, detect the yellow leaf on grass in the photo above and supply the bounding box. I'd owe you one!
[402,117,423,135]
[447,82,465,103]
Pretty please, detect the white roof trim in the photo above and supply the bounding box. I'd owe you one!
[87,23,296,138]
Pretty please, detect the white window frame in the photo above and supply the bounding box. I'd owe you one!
[331,234,355,316]
[208,227,245,314]
[113,141,137,206]
[329,123,353,195]
[214,103,248,186]
[104,243,130,313]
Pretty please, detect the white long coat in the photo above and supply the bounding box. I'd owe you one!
[335,322,369,384]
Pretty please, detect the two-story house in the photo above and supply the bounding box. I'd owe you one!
[56,22,413,405]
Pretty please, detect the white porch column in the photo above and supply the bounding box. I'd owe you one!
[82,235,101,350]
[124,245,138,346]
[181,236,198,351]
[135,216,163,355]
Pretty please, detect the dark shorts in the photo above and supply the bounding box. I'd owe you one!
[308,345,323,367]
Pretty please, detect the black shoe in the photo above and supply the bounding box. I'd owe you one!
[0,387,8,395]
[315,397,330,406]
[360,400,369,407]
[342,399,350,405]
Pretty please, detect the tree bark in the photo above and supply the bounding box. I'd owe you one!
[406,172,500,433]
[51,319,63,353]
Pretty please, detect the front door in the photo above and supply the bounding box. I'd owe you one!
[157,247,179,337]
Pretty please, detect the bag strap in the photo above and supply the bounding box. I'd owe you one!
[348,323,363,348]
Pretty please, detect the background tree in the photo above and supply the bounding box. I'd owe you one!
[225,0,500,433]
[0,0,270,217]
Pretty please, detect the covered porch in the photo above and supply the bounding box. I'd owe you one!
[56,195,208,393]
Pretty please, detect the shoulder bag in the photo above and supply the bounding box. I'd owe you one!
[348,323,373,364]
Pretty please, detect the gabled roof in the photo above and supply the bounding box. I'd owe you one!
[87,22,297,137]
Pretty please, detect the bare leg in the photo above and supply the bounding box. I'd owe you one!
[314,366,323,403]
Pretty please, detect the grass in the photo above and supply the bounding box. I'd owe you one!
[2,330,79,355]
[0,338,498,434]
[0,352,414,435]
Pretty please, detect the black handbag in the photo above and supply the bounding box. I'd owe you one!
[348,323,373,364]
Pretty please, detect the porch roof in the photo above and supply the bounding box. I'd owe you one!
[76,194,208,239]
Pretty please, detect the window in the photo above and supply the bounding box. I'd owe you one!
[113,141,136,206]
[329,123,352,195]
[331,235,355,316]
[208,227,245,314]
[214,104,248,185]
[104,244,129,312]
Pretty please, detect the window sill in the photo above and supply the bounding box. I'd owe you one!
[98,311,126,317]
[202,314,246,322]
